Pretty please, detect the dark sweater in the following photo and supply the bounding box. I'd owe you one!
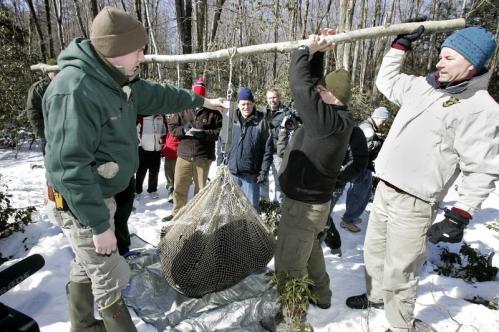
[279,47,355,204]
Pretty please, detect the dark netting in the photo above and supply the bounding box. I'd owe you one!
[158,165,275,298]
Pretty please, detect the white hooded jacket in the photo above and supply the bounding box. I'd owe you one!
[375,48,499,215]
[137,115,166,152]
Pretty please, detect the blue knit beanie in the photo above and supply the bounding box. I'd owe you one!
[237,87,255,102]
[441,27,496,71]
[372,107,390,119]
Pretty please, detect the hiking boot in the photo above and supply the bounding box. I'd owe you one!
[162,214,174,222]
[309,298,331,309]
[346,293,383,309]
[340,220,361,233]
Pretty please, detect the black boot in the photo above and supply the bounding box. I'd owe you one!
[346,293,384,309]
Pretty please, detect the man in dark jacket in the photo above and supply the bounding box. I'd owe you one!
[259,88,290,203]
[43,6,225,331]
[340,106,389,233]
[275,29,355,316]
[25,58,58,154]
[163,78,223,221]
[223,87,273,211]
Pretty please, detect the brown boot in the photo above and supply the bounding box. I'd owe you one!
[68,282,106,332]
[99,296,137,332]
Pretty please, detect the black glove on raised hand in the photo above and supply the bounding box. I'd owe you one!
[256,171,267,184]
[392,17,426,50]
[427,207,471,244]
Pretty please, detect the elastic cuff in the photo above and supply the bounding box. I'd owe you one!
[451,207,472,220]
[391,43,408,51]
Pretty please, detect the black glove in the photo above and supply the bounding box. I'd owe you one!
[392,17,426,50]
[427,208,471,244]
[256,171,267,184]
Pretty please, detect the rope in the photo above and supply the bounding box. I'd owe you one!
[176,63,180,87]
[222,47,237,161]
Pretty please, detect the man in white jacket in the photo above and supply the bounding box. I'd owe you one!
[346,26,498,332]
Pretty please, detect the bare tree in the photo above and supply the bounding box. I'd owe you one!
[90,0,99,18]
[25,0,48,60]
[73,0,88,38]
[300,0,309,39]
[195,0,206,53]
[352,0,367,85]
[52,0,65,49]
[426,0,441,71]
[175,0,193,86]
[44,0,55,58]
[209,0,226,46]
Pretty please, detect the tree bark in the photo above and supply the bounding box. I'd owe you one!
[90,0,99,18]
[426,0,441,72]
[25,0,48,60]
[352,0,367,86]
[273,0,280,81]
[175,0,193,86]
[73,0,88,38]
[44,0,55,58]
[52,0,65,49]
[209,0,226,45]
[300,0,309,39]
[341,0,356,70]
[195,0,206,53]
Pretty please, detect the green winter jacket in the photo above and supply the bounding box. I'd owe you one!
[43,38,204,235]
[26,76,51,138]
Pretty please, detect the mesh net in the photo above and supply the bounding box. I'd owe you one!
[158,165,275,298]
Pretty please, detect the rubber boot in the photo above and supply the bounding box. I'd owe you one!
[99,295,137,332]
[68,282,106,332]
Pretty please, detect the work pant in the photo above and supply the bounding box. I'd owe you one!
[275,196,332,304]
[114,177,135,255]
[172,157,212,215]
[51,198,131,308]
[136,147,161,194]
[163,158,176,194]
[364,181,436,332]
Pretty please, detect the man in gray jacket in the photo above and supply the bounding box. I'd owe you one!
[346,26,498,332]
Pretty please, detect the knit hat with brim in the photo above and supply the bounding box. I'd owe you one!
[441,27,496,71]
[323,69,351,105]
[90,6,148,57]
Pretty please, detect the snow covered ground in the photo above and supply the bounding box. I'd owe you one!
[0,145,498,332]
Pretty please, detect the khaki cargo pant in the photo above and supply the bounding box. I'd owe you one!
[172,157,212,215]
[364,181,436,332]
[275,196,332,303]
[51,198,131,308]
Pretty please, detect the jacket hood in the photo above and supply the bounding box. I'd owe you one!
[57,38,121,91]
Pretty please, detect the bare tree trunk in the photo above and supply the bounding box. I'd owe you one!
[196,0,206,53]
[90,0,99,18]
[143,0,161,80]
[52,0,65,49]
[336,0,348,69]
[342,0,356,70]
[209,0,226,45]
[73,0,88,38]
[426,0,441,71]
[273,0,280,81]
[300,0,309,39]
[120,0,127,11]
[289,0,298,40]
[25,0,48,60]
[489,19,499,75]
[353,0,367,86]
[175,0,193,86]
[44,0,55,58]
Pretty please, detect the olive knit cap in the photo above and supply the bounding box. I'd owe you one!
[90,6,148,57]
[323,69,351,105]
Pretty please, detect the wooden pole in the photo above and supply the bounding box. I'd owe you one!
[31,18,465,71]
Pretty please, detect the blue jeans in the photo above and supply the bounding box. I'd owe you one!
[343,169,373,224]
[232,174,260,212]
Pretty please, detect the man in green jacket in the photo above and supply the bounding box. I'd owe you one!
[43,6,225,331]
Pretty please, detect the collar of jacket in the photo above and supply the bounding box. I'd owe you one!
[237,109,258,125]
[330,104,348,111]
[426,70,490,95]
[94,50,129,87]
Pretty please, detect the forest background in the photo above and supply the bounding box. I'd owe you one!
[0,0,498,147]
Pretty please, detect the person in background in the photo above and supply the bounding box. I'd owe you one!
[259,88,290,203]
[324,126,368,255]
[25,58,58,154]
[222,87,273,212]
[339,106,389,233]
[43,6,225,331]
[135,114,166,199]
[113,176,135,256]
[346,26,498,332]
[162,78,223,221]
[161,115,179,203]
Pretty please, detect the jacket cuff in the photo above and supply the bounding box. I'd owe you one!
[391,43,409,52]
[91,221,111,235]
[450,207,472,220]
